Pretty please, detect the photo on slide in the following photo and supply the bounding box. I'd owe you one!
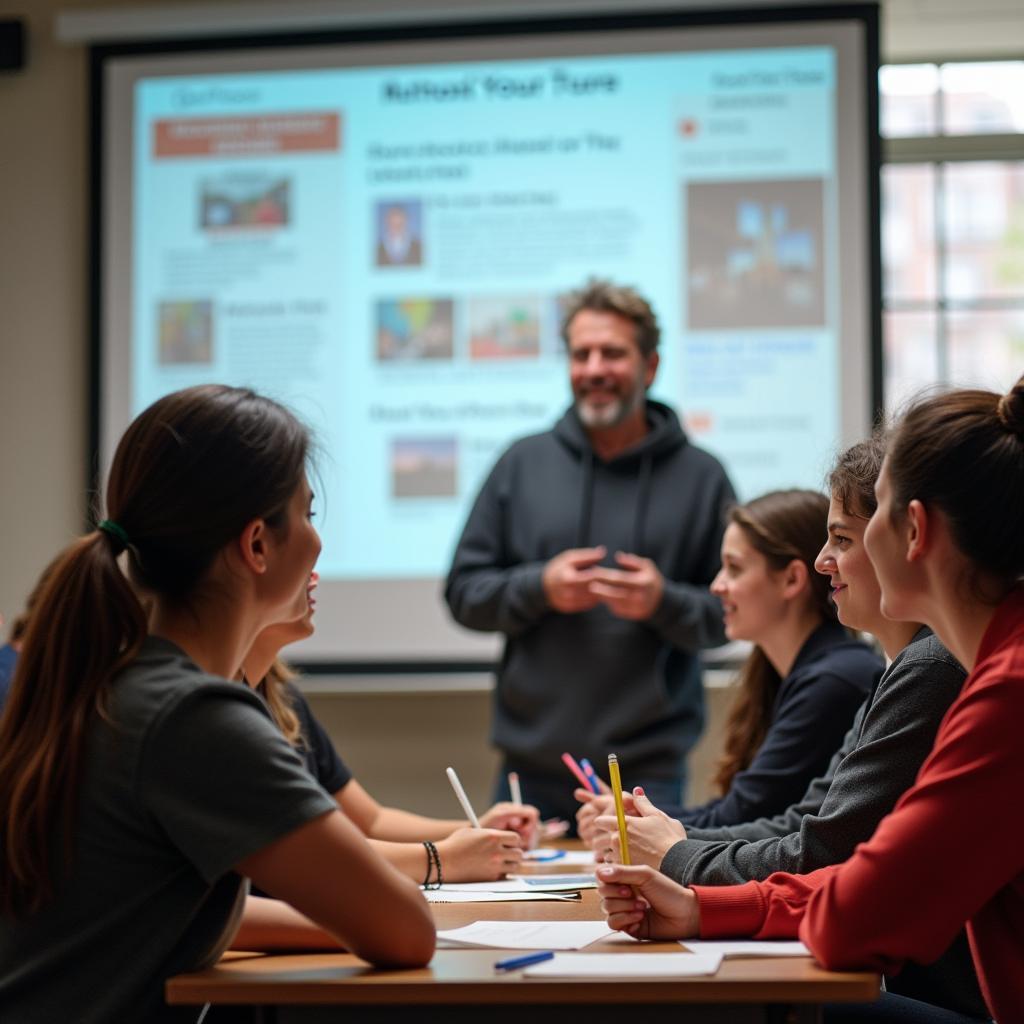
[686,179,826,329]
[199,174,290,230]
[468,294,543,360]
[375,298,454,361]
[375,198,424,267]
[157,300,213,365]
[391,437,458,499]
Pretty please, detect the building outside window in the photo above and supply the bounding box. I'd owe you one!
[880,60,1024,412]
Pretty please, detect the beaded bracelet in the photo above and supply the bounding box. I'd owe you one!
[422,840,442,889]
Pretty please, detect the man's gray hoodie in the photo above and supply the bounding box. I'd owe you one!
[445,400,735,778]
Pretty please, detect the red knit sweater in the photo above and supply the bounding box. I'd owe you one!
[693,588,1024,1023]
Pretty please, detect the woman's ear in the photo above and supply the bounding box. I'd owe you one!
[905,500,929,563]
[781,558,810,600]
[237,518,269,575]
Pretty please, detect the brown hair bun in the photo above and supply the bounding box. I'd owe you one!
[996,377,1024,441]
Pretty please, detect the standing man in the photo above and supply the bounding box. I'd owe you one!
[445,279,735,824]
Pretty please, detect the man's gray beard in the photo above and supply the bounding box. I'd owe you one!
[575,388,642,429]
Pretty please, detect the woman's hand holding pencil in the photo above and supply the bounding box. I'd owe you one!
[480,801,539,849]
[575,791,621,846]
[596,862,701,940]
[438,826,524,881]
[594,787,687,867]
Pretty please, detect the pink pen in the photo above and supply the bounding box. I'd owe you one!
[561,752,592,792]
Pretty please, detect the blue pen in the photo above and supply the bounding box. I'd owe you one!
[579,758,601,795]
[529,850,566,862]
[494,950,555,972]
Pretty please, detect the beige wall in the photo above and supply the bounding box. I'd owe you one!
[305,678,736,816]
[0,0,1015,809]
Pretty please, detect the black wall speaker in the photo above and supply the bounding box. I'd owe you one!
[0,19,25,72]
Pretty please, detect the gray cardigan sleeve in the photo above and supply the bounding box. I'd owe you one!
[660,644,966,886]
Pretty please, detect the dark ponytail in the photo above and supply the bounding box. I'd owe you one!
[0,385,310,916]
[887,374,1024,593]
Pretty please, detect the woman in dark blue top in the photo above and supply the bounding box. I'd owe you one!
[242,574,541,885]
[578,490,883,841]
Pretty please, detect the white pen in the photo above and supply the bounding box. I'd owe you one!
[446,766,481,828]
[508,770,522,806]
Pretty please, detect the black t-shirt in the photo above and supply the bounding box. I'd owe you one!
[284,681,353,795]
[0,637,337,1024]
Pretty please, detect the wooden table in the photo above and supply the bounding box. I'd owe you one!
[167,857,879,1023]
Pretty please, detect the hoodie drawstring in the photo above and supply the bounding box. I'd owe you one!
[632,452,653,556]
[576,449,654,557]
[576,449,595,547]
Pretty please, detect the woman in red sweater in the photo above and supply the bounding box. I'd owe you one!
[598,375,1024,1023]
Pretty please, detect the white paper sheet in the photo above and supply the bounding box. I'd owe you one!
[523,848,597,867]
[436,920,614,950]
[429,878,594,893]
[523,952,724,978]
[516,875,596,889]
[680,939,811,958]
[423,890,578,904]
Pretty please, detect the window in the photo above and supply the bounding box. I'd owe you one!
[880,60,1024,413]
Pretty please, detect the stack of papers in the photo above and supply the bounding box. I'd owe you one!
[436,920,614,950]
[421,876,596,902]
[524,952,723,978]
[424,890,578,904]
[680,940,811,958]
[433,877,595,893]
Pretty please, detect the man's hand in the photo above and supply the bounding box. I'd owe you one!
[588,552,664,620]
[597,863,701,940]
[542,547,607,613]
[595,788,686,869]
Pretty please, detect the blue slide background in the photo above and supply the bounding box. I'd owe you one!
[132,45,838,581]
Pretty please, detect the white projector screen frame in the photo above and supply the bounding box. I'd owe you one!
[91,6,881,668]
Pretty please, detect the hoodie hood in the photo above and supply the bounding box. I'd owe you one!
[551,399,689,553]
[552,398,688,464]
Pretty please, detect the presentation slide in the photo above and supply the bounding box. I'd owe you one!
[101,16,873,660]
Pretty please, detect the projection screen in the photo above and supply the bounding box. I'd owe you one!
[93,7,880,665]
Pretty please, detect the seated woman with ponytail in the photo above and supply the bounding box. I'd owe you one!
[244,577,539,885]
[597,375,1024,1023]
[579,489,883,845]
[0,385,434,1023]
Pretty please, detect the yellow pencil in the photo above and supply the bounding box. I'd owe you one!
[607,753,630,865]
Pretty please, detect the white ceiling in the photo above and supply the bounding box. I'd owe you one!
[56,0,1024,62]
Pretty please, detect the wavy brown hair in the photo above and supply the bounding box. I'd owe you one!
[713,490,835,795]
[0,385,310,917]
[256,657,305,749]
[829,433,887,519]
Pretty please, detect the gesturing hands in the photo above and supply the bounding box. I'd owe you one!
[594,788,687,869]
[543,548,664,620]
[542,547,606,613]
[588,552,664,620]
[597,863,701,940]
